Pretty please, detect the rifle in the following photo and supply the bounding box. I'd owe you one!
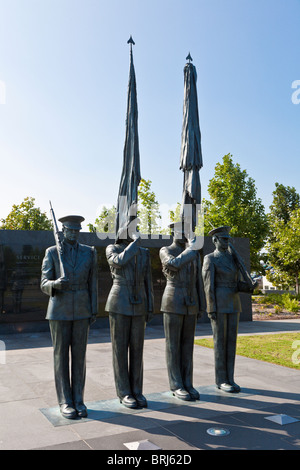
[49,201,67,279]
[228,242,256,292]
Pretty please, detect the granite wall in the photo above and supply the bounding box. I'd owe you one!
[0,231,252,334]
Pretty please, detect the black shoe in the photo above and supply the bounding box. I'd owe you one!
[120,395,138,409]
[134,394,147,408]
[217,383,235,393]
[186,387,200,400]
[75,403,88,417]
[230,382,241,393]
[172,388,191,401]
[60,404,77,419]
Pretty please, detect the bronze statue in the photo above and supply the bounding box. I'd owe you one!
[202,226,256,393]
[159,222,206,401]
[105,220,154,409]
[41,214,98,419]
[104,38,153,409]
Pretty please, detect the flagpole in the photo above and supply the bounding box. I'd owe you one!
[115,36,141,238]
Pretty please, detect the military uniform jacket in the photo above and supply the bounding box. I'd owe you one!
[41,242,98,321]
[159,244,206,316]
[105,241,154,317]
[202,249,242,314]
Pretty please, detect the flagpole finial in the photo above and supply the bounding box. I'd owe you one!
[186,52,193,63]
[127,35,135,45]
[127,35,135,52]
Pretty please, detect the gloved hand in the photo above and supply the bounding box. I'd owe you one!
[208,312,217,321]
[53,277,70,291]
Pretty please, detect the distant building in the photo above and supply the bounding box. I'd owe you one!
[261,276,295,294]
[262,276,276,291]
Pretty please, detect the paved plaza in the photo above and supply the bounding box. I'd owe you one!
[0,319,300,451]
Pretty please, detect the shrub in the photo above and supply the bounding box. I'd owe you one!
[281,294,299,313]
[253,288,262,295]
[253,293,300,312]
[257,294,283,305]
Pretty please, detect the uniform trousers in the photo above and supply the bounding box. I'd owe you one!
[109,313,146,399]
[49,319,90,406]
[210,312,239,386]
[163,313,197,391]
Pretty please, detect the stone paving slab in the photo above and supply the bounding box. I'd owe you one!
[36,398,300,451]
[39,386,252,427]
[0,320,300,451]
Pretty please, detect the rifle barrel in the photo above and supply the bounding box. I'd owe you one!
[49,201,66,279]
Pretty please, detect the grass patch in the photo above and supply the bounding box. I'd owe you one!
[195,333,300,370]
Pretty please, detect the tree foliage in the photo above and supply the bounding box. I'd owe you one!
[266,183,300,292]
[89,179,162,235]
[268,182,300,225]
[88,206,116,233]
[202,154,269,272]
[137,178,162,234]
[0,197,52,230]
[266,208,300,294]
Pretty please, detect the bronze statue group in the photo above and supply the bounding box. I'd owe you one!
[40,214,255,420]
[40,39,255,420]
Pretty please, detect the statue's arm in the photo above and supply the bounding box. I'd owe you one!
[202,256,216,316]
[40,249,56,297]
[196,254,207,316]
[159,246,196,272]
[89,247,98,316]
[144,250,154,319]
[106,240,139,267]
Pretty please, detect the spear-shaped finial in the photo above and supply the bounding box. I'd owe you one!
[186,52,193,63]
[127,35,135,53]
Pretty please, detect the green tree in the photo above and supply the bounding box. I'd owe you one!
[202,154,269,272]
[137,178,162,235]
[268,182,300,225]
[169,203,181,225]
[88,206,116,233]
[166,202,204,237]
[89,179,162,235]
[266,208,300,294]
[266,183,300,291]
[0,197,52,230]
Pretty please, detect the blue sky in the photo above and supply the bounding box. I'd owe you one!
[0,0,299,231]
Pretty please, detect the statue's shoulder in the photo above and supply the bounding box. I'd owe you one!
[159,245,171,258]
[203,251,215,267]
[78,243,94,253]
[159,243,174,254]
[46,245,57,256]
[43,246,58,264]
[205,251,215,258]
[139,246,151,262]
[106,242,120,255]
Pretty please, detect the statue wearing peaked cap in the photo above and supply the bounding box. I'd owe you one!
[202,226,256,393]
[159,221,206,401]
[105,219,154,409]
[41,214,98,419]
[105,36,154,410]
